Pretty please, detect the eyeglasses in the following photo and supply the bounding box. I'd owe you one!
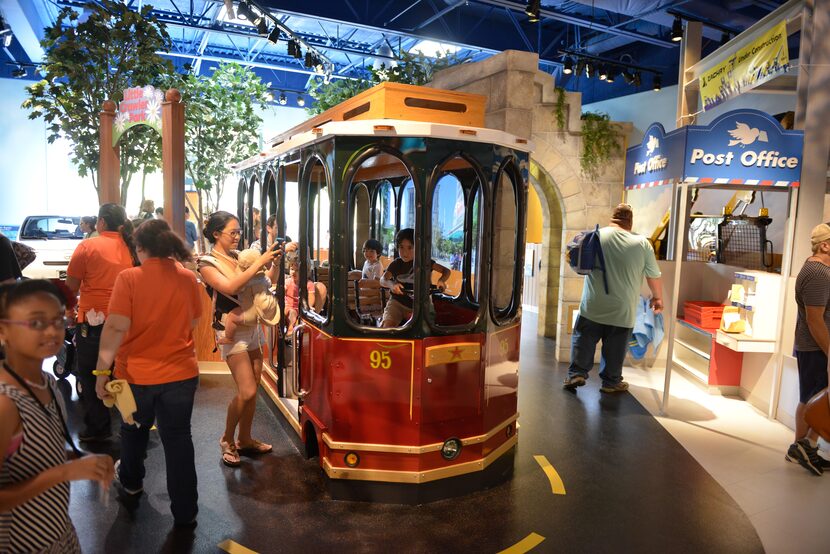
[0,316,68,331]
[223,230,242,238]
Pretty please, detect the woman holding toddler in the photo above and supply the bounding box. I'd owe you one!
[197,211,281,467]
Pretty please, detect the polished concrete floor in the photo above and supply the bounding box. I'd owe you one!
[59,314,765,553]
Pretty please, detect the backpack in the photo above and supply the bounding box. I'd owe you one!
[567,224,609,294]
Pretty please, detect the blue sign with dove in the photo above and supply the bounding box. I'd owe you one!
[683,109,803,186]
[625,109,804,189]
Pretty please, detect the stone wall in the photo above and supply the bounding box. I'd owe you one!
[430,50,630,362]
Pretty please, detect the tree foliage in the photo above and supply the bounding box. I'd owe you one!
[22,0,172,206]
[307,49,467,115]
[169,63,271,215]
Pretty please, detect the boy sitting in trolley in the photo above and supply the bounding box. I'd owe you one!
[379,228,450,328]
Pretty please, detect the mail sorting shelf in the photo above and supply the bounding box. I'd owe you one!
[673,319,744,394]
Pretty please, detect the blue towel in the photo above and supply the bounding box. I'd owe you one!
[629,296,665,360]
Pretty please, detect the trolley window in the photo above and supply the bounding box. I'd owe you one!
[345,151,416,330]
[428,156,482,328]
[299,157,330,321]
[469,184,483,302]
[491,165,520,322]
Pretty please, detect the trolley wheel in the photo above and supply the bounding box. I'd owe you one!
[53,360,70,380]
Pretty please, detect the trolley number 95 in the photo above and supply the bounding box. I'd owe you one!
[369,350,392,369]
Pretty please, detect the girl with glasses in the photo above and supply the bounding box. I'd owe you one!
[0,279,114,553]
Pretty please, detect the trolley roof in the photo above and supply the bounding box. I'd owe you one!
[232,118,533,173]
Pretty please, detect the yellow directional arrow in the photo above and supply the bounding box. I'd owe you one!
[218,539,258,554]
[534,455,566,495]
[497,532,546,554]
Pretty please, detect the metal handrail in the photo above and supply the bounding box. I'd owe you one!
[292,323,308,399]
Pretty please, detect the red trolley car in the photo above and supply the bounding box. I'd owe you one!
[233,86,530,502]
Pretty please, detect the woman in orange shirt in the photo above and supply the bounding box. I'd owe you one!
[197,212,280,467]
[65,203,136,443]
[94,219,202,527]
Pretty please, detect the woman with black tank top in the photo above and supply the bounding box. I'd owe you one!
[197,212,281,467]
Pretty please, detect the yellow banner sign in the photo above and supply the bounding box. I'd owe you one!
[700,20,789,111]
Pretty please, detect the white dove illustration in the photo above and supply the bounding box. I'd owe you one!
[646,134,659,155]
[727,122,769,147]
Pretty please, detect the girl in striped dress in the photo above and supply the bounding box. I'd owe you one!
[0,280,114,553]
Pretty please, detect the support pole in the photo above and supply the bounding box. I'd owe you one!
[98,100,120,205]
[676,21,702,127]
[162,88,186,238]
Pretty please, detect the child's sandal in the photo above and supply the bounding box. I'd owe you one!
[220,439,241,467]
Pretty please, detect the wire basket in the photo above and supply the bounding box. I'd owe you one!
[717,215,773,269]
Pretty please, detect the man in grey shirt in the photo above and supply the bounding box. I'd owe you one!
[786,223,830,475]
[564,204,663,393]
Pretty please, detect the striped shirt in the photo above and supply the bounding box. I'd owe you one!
[0,377,81,553]
[794,260,830,352]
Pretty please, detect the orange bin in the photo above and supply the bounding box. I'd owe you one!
[684,301,724,329]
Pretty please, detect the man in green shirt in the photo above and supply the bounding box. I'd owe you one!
[564,204,663,393]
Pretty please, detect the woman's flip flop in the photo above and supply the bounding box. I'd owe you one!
[236,439,273,455]
[220,439,241,467]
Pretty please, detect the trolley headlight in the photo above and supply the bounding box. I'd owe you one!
[344,451,360,467]
[441,438,462,460]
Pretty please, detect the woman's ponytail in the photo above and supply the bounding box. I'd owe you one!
[134,219,192,263]
[98,203,139,266]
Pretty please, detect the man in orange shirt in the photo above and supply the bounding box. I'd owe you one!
[94,219,202,527]
[65,204,135,442]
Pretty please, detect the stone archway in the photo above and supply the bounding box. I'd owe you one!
[430,50,629,362]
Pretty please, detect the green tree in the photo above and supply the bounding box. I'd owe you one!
[307,49,466,115]
[172,63,270,222]
[22,0,172,206]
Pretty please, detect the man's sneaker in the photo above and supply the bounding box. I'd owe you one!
[114,459,143,495]
[785,440,823,476]
[562,375,586,390]
[600,381,630,393]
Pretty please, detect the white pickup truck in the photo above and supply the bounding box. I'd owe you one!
[17,215,84,279]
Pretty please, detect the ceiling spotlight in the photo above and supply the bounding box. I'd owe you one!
[525,0,540,23]
[255,17,269,37]
[598,65,608,81]
[304,51,314,68]
[575,59,586,76]
[278,91,287,105]
[236,1,256,21]
[296,94,305,107]
[585,61,593,79]
[606,67,617,83]
[562,57,573,75]
[2,32,12,48]
[671,16,683,42]
[11,65,26,78]
[653,74,662,92]
[223,0,235,20]
[267,26,280,44]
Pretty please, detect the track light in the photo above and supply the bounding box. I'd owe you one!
[585,62,593,79]
[575,59,586,76]
[278,92,287,105]
[598,65,608,81]
[2,33,11,48]
[236,1,256,21]
[304,51,314,68]
[606,66,617,83]
[653,74,662,92]
[223,0,235,20]
[671,16,683,42]
[296,94,305,107]
[255,17,268,37]
[562,57,573,75]
[11,65,26,78]
[525,1,541,23]
[267,26,280,44]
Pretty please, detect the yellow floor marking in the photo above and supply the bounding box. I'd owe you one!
[534,455,566,495]
[218,539,259,554]
[497,532,546,554]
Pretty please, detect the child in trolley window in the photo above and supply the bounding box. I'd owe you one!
[379,228,450,328]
